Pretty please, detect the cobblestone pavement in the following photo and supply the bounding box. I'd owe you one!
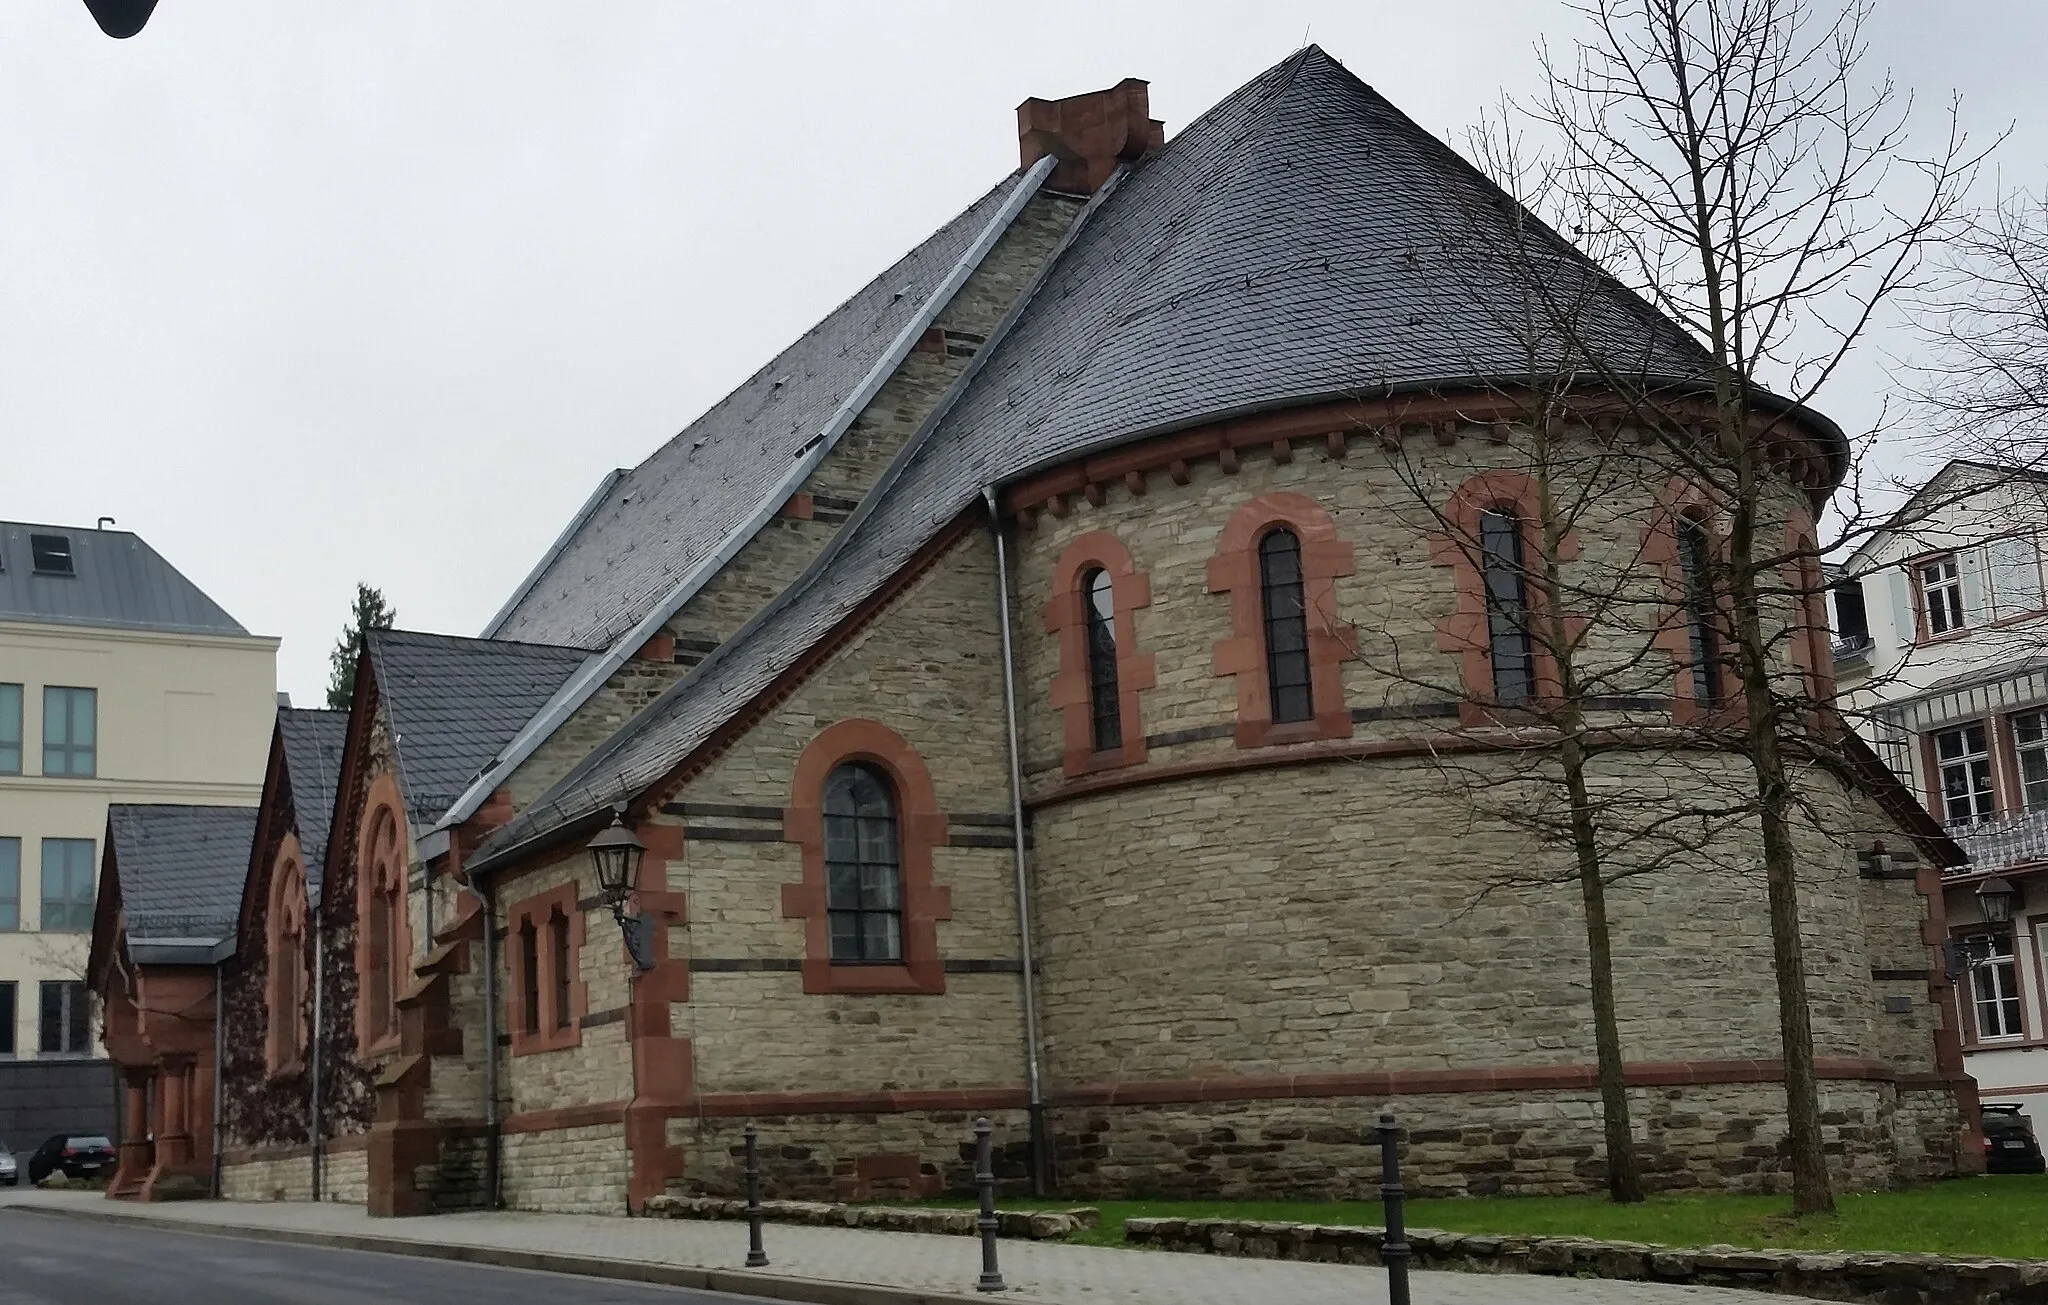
[0,1189,1803,1305]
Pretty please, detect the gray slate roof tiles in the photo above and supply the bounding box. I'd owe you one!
[0,523,249,636]
[483,172,1032,652]
[367,629,591,823]
[107,804,259,942]
[472,49,1736,864]
[276,707,349,904]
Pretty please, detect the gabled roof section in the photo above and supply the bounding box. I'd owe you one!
[277,706,348,902]
[0,521,250,636]
[366,629,590,824]
[484,170,1037,652]
[106,804,258,943]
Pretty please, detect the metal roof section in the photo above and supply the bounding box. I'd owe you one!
[106,803,259,950]
[0,521,250,636]
[276,706,349,905]
[431,154,1060,836]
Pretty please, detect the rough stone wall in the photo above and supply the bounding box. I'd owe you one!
[1047,1081,1942,1201]
[501,1123,629,1214]
[674,1109,1035,1201]
[221,1153,314,1202]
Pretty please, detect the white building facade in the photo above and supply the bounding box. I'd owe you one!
[0,523,275,1062]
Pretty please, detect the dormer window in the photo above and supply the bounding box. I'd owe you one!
[29,535,72,577]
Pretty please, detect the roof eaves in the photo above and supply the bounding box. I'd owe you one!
[435,152,1062,836]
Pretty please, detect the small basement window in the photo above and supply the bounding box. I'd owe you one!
[29,535,72,577]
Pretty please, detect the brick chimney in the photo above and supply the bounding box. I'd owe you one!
[1017,77,1165,194]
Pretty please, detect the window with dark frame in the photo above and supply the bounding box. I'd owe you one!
[518,917,540,1036]
[0,839,15,932]
[1479,508,1535,703]
[1082,567,1122,752]
[1936,722,1997,825]
[1970,933,2024,1038]
[38,980,89,1055]
[822,762,904,964]
[2017,711,2048,811]
[0,683,19,774]
[41,686,95,777]
[38,839,93,933]
[28,535,72,576]
[1919,553,1966,635]
[1258,529,1314,724]
[549,908,571,1031]
[1677,515,1723,706]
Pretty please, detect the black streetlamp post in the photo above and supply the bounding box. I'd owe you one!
[587,807,655,971]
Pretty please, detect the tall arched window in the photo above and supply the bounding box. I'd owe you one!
[822,762,903,964]
[1677,515,1722,706]
[1081,568,1122,752]
[1258,528,1314,724]
[1479,508,1534,703]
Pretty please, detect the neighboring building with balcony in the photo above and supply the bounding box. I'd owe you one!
[1833,461,2048,1122]
[0,521,276,1064]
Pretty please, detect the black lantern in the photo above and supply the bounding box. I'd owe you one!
[587,807,654,971]
[1978,876,2020,927]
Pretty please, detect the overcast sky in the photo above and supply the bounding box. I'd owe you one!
[3,2,2042,701]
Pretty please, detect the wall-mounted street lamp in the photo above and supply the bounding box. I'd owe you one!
[587,807,654,972]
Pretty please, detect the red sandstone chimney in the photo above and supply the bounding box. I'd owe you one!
[1017,77,1165,194]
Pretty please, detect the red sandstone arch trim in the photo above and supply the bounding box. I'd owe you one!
[781,720,951,996]
[1207,492,1357,748]
[1428,470,1580,726]
[265,833,309,1078]
[1045,531,1157,775]
[354,771,410,1058]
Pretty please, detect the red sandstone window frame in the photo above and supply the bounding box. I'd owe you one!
[1430,471,1575,726]
[781,719,951,996]
[1045,531,1156,775]
[507,879,585,1055]
[353,774,411,1058]
[264,837,309,1079]
[1207,492,1357,747]
[1642,483,1742,726]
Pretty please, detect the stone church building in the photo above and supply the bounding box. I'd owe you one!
[90,48,1975,1216]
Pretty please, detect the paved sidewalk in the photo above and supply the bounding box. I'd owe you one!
[0,1189,1795,1305]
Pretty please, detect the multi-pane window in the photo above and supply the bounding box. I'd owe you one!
[822,762,903,964]
[1480,508,1535,703]
[1919,554,1966,636]
[1082,568,1121,752]
[0,839,16,932]
[38,981,90,1055]
[38,839,94,933]
[1677,516,1723,706]
[1936,723,1997,825]
[0,983,17,1056]
[2017,711,2048,811]
[41,687,95,777]
[549,909,572,1032]
[1970,933,2025,1039]
[0,683,19,774]
[1258,529,1313,724]
[517,918,540,1035]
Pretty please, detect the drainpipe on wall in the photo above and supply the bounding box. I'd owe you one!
[309,908,325,1202]
[211,964,224,1198]
[984,485,1050,1195]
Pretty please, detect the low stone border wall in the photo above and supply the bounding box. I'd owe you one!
[643,1195,1098,1241]
[1123,1218,2048,1305]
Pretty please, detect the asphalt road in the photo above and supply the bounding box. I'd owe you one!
[0,1213,777,1305]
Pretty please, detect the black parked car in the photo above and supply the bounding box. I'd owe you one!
[25,1134,115,1184]
[1983,1104,2047,1174]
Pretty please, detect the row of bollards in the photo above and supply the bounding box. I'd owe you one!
[733,1113,1411,1302]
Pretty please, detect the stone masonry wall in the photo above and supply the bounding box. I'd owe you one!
[501,1122,629,1215]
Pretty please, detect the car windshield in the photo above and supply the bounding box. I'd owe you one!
[68,1137,111,1149]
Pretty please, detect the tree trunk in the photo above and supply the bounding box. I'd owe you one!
[1562,738,1644,1203]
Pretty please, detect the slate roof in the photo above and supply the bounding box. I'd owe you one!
[277,707,349,904]
[470,48,1822,866]
[483,171,1034,652]
[0,522,249,636]
[106,804,259,942]
[367,629,591,823]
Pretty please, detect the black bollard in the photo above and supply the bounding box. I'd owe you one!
[1377,1112,1410,1305]
[743,1123,768,1267]
[974,1117,1006,1292]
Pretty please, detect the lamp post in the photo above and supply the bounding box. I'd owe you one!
[587,807,655,972]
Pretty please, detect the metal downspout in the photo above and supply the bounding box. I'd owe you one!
[211,964,224,1198]
[984,486,1048,1194]
[309,908,324,1201]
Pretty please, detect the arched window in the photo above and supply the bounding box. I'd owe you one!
[1677,515,1722,707]
[822,762,903,964]
[265,846,308,1077]
[1082,568,1122,752]
[1479,508,1534,703]
[1258,528,1313,724]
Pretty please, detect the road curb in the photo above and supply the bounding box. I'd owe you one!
[7,1202,1014,1305]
